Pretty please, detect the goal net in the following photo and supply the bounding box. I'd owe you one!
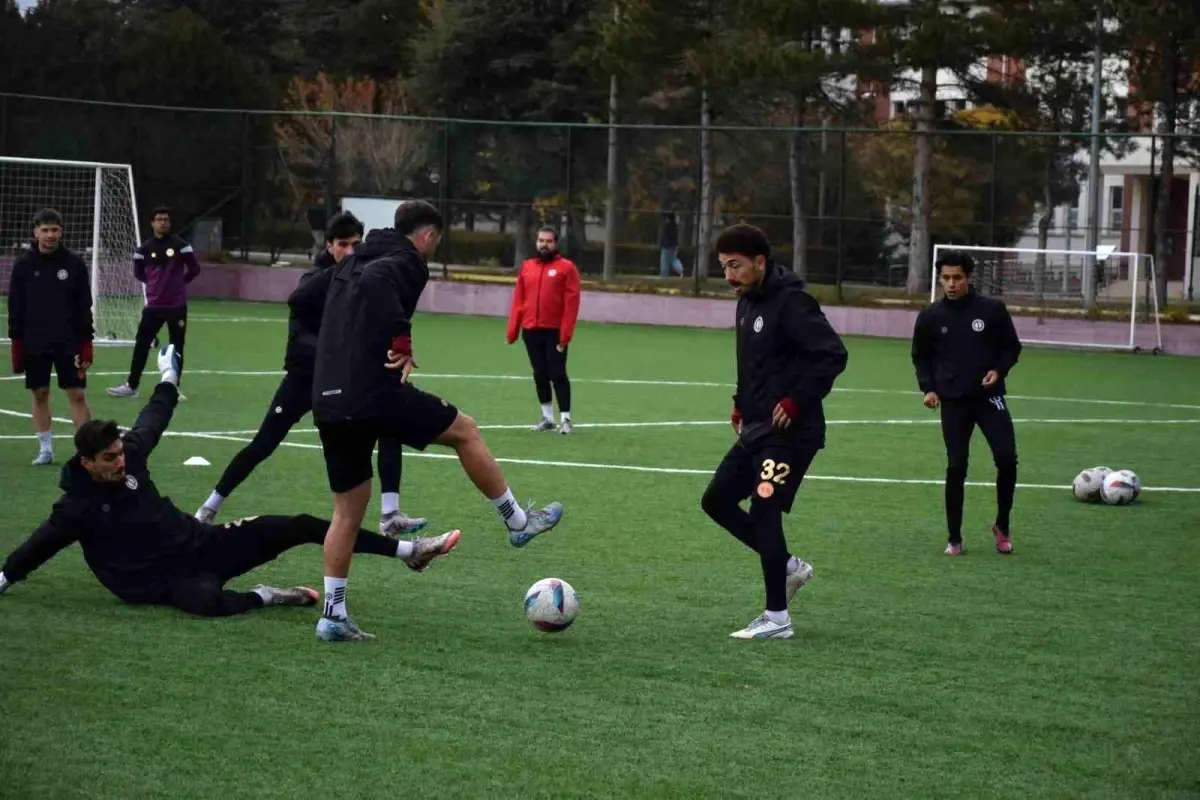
[0,157,144,345]
[929,244,1164,353]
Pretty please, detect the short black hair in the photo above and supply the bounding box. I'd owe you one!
[536,226,559,243]
[394,200,444,235]
[151,206,171,219]
[715,224,771,261]
[75,419,121,460]
[325,211,364,243]
[33,208,63,228]
[936,250,975,276]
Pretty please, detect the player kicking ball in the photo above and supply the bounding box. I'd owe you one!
[911,250,1022,556]
[290,200,563,643]
[700,225,848,641]
[0,346,460,618]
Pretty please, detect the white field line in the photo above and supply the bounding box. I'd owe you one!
[1,368,1197,412]
[2,407,1197,493]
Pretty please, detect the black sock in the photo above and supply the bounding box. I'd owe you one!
[996,462,1017,534]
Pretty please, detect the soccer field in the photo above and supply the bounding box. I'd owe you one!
[1,300,1197,799]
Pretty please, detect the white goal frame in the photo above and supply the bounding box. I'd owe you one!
[930,243,1164,354]
[1,156,144,346]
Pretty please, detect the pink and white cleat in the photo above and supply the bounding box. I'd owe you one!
[992,524,1013,554]
[944,541,965,556]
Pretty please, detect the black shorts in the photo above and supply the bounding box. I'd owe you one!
[25,346,85,391]
[316,386,458,493]
[708,436,820,514]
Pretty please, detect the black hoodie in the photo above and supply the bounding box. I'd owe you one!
[0,384,204,604]
[288,229,430,422]
[733,263,849,446]
[6,242,93,350]
[283,249,337,373]
[911,288,1022,400]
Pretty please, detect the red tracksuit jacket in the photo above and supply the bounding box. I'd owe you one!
[506,255,581,346]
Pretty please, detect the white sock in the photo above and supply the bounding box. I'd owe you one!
[491,488,528,530]
[204,491,225,512]
[540,403,553,421]
[394,540,414,559]
[36,431,52,454]
[765,609,790,625]
[381,492,400,516]
[323,577,348,619]
[561,411,571,423]
[253,586,274,604]
[786,556,801,574]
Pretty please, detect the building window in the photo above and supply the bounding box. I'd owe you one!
[1066,204,1079,230]
[1108,186,1124,232]
[893,101,905,118]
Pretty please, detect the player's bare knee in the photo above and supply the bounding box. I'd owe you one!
[65,388,87,405]
[31,387,50,404]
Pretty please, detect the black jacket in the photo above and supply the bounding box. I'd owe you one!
[283,250,336,373]
[289,229,429,421]
[911,289,1022,400]
[6,243,94,350]
[733,263,849,446]
[1,384,207,604]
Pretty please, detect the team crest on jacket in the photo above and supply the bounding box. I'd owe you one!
[166,248,176,258]
[753,316,764,333]
[57,269,68,281]
[124,475,139,490]
[972,319,985,332]
[548,269,557,277]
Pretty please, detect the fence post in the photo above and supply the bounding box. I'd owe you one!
[564,125,573,257]
[442,119,451,278]
[240,111,253,260]
[989,131,998,246]
[325,116,337,218]
[836,129,846,303]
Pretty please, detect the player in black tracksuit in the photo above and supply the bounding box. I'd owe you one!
[701,225,848,641]
[6,208,94,466]
[194,213,423,537]
[911,250,1022,556]
[290,200,563,642]
[0,348,454,617]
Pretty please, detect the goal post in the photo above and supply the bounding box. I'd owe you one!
[929,244,1164,354]
[0,156,144,346]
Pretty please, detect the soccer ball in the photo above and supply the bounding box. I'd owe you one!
[1072,465,1113,503]
[1101,469,1141,506]
[524,578,579,632]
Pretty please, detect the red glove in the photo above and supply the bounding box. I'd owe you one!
[76,341,94,374]
[731,407,742,426]
[777,398,799,421]
[10,339,24,374]
[390,336,412,357]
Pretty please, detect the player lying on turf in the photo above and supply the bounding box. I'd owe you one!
[0,346,460,618]
[701,224,849,641]
[290,200,563,642]
[195,211,427,537]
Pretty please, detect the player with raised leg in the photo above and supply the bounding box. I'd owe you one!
[0,345,459,617]
[195,212,426,536]
[291,200,564,643]
[911,250,1022,556]
[6,208,94,466]
[700,225,848,641]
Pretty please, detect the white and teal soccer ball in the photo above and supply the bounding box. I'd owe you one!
[524,578,579,633]
[1072,466,1113,503]
[1101,469,1141,506]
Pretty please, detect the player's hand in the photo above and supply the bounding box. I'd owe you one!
[0,572,10,596]
[981,370,999,388]
[385,351,418,383]
[75,341,94,378]
[772,398,798,430]
[556,344,566,353]
[923,392,940,410]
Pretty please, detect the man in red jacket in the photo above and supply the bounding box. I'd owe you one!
[506,227,581,434]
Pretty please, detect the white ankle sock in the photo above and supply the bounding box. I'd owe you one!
[381,492,400,515]
[561,411,571,423]
[491,488,528,530]
[765,609,790,625]
[394,540,414,559]
[204,491,225,512]
[323,577,348,619]
[36,431,52,454]
[540,403,553,421]
[253,586,274,604]
[786,556,801,574]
